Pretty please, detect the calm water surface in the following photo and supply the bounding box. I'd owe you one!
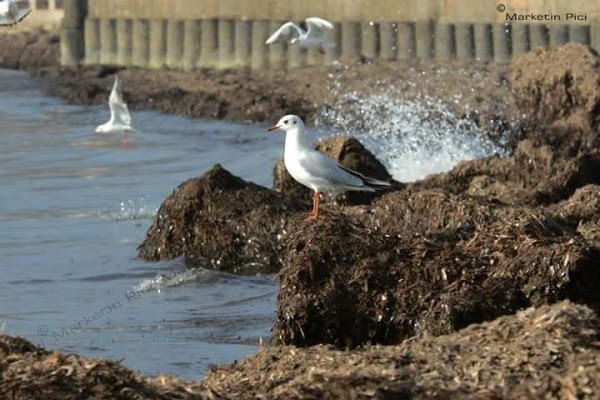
[0,69,285,379]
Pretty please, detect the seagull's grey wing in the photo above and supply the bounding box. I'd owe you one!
[265,22,303,44]
[0,17,11,26]
[7,0,19,17]
[108,76,132,126]
[298,149,369,190]
[15,7,31,23]
[305,17,334,38]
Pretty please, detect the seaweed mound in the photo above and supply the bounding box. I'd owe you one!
[137,164,301,274]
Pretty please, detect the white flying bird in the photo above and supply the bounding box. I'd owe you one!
[268,114,390,220]
[266,17,334,54]
[95,76,138,147]
[0,0,31,26]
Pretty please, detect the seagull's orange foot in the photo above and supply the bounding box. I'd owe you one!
[122,133,129,148]
[318,47,326,55]
[305,213,318,221]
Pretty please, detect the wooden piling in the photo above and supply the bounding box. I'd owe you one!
[529,24,549,48]
[415,20,434,59]
[268,21,286,69]
[434,22,455,60]
[251,20,269,70]
[99,19,117,64]
[84,18,100,64]
[361,21,378,61]
[166,20,184,69]
[397,22,416,60]
[473,23,493,61]
[549,25,569,46]
[116,19,132,66]
[569,25,590,45]
[341,21,361,63]
[132,19,150,67]
[379,21,397,61]
[235,20,252,68]
[60,0,88,65]
[455,23,474,59]
[218,19,236,68]
[182,19,200,71]
[511,24,529,55]
[149,19,167,69]
[199,19,218,68]
[493,24,511,62]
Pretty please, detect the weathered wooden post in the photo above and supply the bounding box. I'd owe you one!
[116,19,133,66]
[379,21,397,61]
[415,20,434,59]
[511,24,529,55]
[149,20,167,69]
[474,23,493,61]
[397,22,416,60]
[166,20,184,69]
[132,20,150,67]
[569,25,590,45]
[434,22,455,60]
[493,24,511,62]
[529,24,549,48]
[549,25,569,46]
[84,18,100,64]
[60,0,88,65]
[455,23,474,59]
[235,20,252,68]
[183,20,201,71]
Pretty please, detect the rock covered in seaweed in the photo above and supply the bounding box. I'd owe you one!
[414,140,600,206]
[137,164,302,274]
[0,334,212,400]
[510,43,600,153]
[274,205,599,347]
[206,301,600,399]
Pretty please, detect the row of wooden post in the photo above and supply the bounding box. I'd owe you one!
[81,18,600,69]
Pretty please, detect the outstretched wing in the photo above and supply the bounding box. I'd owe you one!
[265,22,303,44]
[108,76,132,127]
[305,17,334,38]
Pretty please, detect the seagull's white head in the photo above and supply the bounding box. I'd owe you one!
[268,114,304,133]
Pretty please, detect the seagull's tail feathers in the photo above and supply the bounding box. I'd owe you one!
[338,165,391,191]
[362,176,392,190]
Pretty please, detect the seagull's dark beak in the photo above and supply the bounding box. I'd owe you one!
[267,125,280,132]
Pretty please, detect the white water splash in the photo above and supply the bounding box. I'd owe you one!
[317,91,507,182]
[135,268,219,293]
[99,197,159,221]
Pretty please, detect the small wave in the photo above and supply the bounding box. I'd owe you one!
[99,197,158,221]
[317,91,508,182]
[134,268,220,293]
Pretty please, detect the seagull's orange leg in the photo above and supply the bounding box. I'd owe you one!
[122,132,128,148]
[306,191,320,221]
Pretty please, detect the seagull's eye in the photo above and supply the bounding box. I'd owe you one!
[293,120,297,124]
[284,119,289,124]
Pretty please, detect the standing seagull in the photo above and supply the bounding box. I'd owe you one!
[0,0,31,26]
[266,17,334,54]
[268,114,390,220]
[95,76,137,148]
